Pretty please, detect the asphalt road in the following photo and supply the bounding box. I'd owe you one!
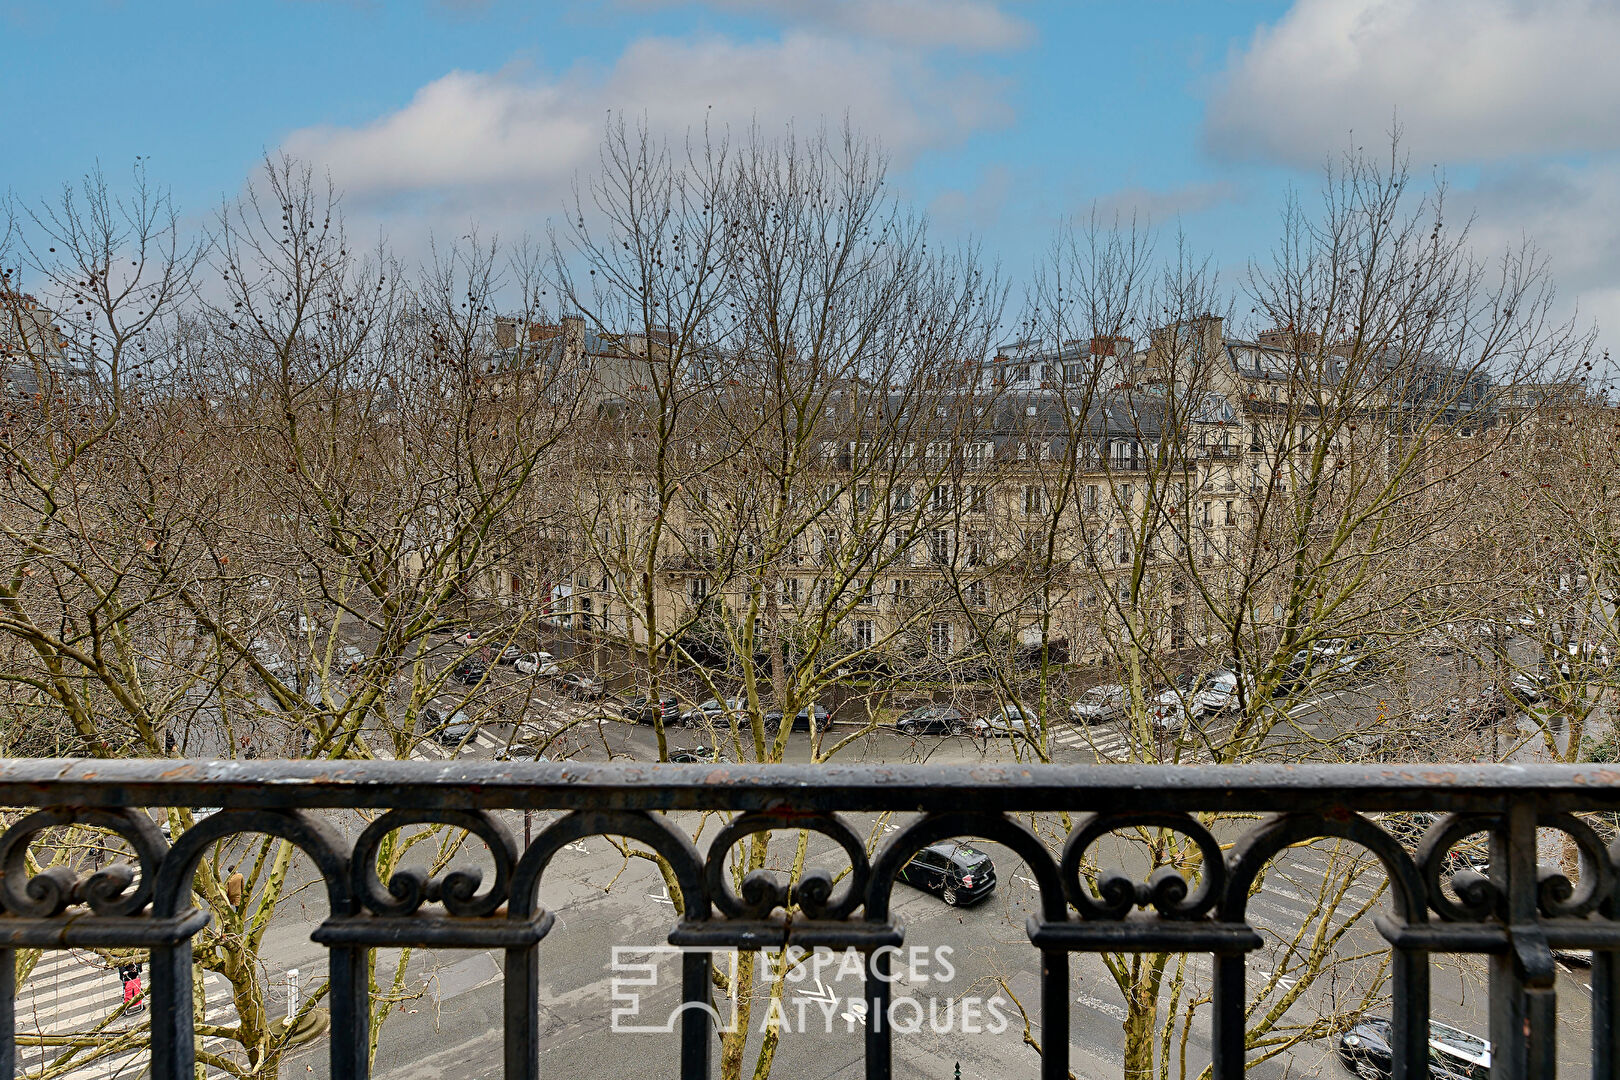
[206,629,1611,1080]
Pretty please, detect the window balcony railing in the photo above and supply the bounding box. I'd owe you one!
[0,760,1616,1080]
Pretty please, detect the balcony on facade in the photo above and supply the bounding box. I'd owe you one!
[0,759,1614,1080]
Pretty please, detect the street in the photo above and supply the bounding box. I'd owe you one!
[16,636,1608,1080]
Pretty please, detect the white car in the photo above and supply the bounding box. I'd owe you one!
[973,702,1040,738]
[1311,636,1375,676]
[1069,685,1125,724]
[1149,669,1239,731]
[336,644,367,674]
[515,651,559,677]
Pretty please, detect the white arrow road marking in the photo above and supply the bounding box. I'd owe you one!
[794,973,838,1006]
[1254,968,1297,992]
[648,887,676,906]
[564,840,590,855]
[1014,874,1038,888]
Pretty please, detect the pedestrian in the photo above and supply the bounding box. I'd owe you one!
[225,866,244,909]
[119,962,143,1011]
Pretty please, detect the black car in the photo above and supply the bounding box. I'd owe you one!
[1337,1015,1490,1080]
[452,659,489,685]
[669,746,722,764]
[895,841,997,907]
[764,704,830,733]
[621,695,680,724]
[895,704,968,737]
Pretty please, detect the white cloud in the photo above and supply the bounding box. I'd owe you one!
[623,0,1031,52]
[280,32,1010,216]
[1463,161,1620,340]
[1206,0,1620,166]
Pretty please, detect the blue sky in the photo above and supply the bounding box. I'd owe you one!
[6,0,1619,347]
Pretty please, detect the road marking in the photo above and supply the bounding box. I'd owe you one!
[648,887,676,906]
[1013,874,1038,888]
[794,974,838,1007]
[1076,991,1126,1022]
[563,840,590,855]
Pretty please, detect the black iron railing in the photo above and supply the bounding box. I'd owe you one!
[0,760,1617,1079]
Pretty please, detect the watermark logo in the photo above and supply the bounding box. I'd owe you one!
[609,945,1011,1035]
[610,945,742,1033]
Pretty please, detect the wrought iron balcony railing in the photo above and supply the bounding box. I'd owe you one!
[0,760,1617,1080]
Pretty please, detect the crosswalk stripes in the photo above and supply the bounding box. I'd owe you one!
[1049,724,1131,758]
[1046,723,1210,763]
[16,949,238,1080]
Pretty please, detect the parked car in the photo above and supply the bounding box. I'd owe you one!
[453,630,479,647]
[1312,635,1376,676]
[158,807,220,840]
[1337,1015,1490,1080]
[452,658,489,685]
[514,652,560,677]
[896,704,969,737]
[1069,684,1125,724]
[764,704,830,733]
[1149,669,1239,731]
[494,644,523,665]
[682,697,746,727]
[620,694,680,724]
[1508,667,1551,704]
[895,841,997,906]
[973,702,1040,738]
[669,745,722,764]
[555,672,605,700]
[423,702,475,747]
[336,644,367,675]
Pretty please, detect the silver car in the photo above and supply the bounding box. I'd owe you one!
[1069,684,1125,724]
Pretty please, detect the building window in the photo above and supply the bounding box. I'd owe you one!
[966,529,989,566]
[930,621,953,656]
[931,485,952,512]
[1201,502,1212,527]
[929,529,952,565]
[892,485,913,511]
[820,528,838,563]
[781,577,801,604]
[1023,485,1045,515]
[967,485,988,514]
[853,619,875,649]
[1120,484,1132,510]
[855,485,873,511]
[892,578,913,603]
[891,532,913,566]
[689,577,709,605]
[1223,500,1234,526]
[1085,484,1099,511]
[857,582,874,606]
[965,581,987,607]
